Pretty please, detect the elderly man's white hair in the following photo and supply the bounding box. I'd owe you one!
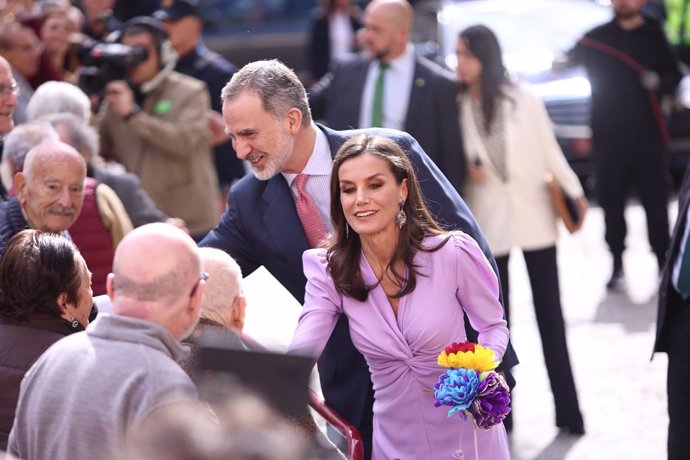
[27,81,91,123]
[41,112,99,163]
[1,121,60,190]
[198,247,245,332]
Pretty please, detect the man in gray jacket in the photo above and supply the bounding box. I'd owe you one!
[8,223,205,460]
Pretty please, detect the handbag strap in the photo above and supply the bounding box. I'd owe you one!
[579,36,670,143]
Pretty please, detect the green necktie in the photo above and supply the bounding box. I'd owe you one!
[371,61,389,127]
[677,226,690,299]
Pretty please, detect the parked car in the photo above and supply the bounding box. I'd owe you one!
[415,0,690,191]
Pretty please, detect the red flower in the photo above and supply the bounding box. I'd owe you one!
[444,341,476,355]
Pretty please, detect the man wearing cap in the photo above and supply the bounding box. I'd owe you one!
[155,0,245,200]
[98,16,220,240]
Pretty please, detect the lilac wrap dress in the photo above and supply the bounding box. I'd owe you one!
[290,232,511,460]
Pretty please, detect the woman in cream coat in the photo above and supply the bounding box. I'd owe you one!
[456,25,587,435]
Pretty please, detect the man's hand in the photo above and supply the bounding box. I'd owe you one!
[208,111,228,146]
[641,70,660,91]
[467,158,488,183]
[104,81,136,118]
[166,217,189,234]
[572,196,589,232]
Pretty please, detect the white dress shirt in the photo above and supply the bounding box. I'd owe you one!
[329,11,355,62]
[359,45,416,130]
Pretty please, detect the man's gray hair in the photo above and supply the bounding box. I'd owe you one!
[198,248,243,323]
[42,112,99,162]
[2,121,60,172]
[27,81,92,123]
[220,59,312,126]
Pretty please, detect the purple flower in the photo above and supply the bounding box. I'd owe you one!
[467,372,511,429]
[433,368,480,417]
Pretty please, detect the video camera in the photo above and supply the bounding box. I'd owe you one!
[77,39,148,96]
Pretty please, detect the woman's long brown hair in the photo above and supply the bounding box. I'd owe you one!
[326,135,450,301]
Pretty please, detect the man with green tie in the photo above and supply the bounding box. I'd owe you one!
[308,0,467,192]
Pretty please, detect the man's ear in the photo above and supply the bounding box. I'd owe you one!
[189,279,205,319]
[14,171,25,198]
[285,108,302,133]
[106,273,116,302]
[231,295,246,332]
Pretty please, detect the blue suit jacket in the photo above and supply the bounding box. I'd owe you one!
[309,53,467,192]
[201,125,516,450]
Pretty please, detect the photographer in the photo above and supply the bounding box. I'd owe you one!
[97,16,220,241]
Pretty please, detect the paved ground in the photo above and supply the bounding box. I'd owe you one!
[507,202,673,460]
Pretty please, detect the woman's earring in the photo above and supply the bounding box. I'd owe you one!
[345,222,350,239]
[396,202,407,229]
[70,319,80,331]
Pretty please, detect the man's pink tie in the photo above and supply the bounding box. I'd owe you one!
[294,174,328,248]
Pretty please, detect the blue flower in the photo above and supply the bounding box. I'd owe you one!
[433,368,480,417]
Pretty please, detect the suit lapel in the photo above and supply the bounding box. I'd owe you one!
[321,124,348,158]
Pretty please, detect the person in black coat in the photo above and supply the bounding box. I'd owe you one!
[308,0,361,84]
[655,166,690,460]
[568,0,683,289]
[155,0,245,194]
[308,0,466,193]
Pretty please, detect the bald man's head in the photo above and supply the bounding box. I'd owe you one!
[108,223,204,340]
[15,141,86,233]
[361,0,413,62]
[198,247,245,333]
[0,55,17,134]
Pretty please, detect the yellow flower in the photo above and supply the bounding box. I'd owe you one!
[437,344,499,372]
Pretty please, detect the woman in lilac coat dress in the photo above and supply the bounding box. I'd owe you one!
[290,135,510,459]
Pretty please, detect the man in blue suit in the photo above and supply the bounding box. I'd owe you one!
[308,0,466,192]
[200,59,516,459]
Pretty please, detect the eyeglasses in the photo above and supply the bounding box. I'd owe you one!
[189,271,209,297]
[0,81,19,97]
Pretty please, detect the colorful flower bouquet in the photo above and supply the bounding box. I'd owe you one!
[433,341,511,430]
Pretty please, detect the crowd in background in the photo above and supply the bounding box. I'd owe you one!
[0,0,688,459]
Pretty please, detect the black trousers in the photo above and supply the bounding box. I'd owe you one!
[666,288,690,460]
[594,136,670,267]
[496,246,583,429]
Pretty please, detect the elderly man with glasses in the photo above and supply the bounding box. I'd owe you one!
[0,56,18,137]
[0,54,19,200]
[0,24,41,125]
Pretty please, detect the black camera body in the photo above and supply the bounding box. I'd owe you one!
[77,40,148,95]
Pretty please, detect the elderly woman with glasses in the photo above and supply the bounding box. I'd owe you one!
[0,229,93,450]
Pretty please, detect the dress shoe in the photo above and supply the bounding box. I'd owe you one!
[606,268,624,291]
[558,424,585,436]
